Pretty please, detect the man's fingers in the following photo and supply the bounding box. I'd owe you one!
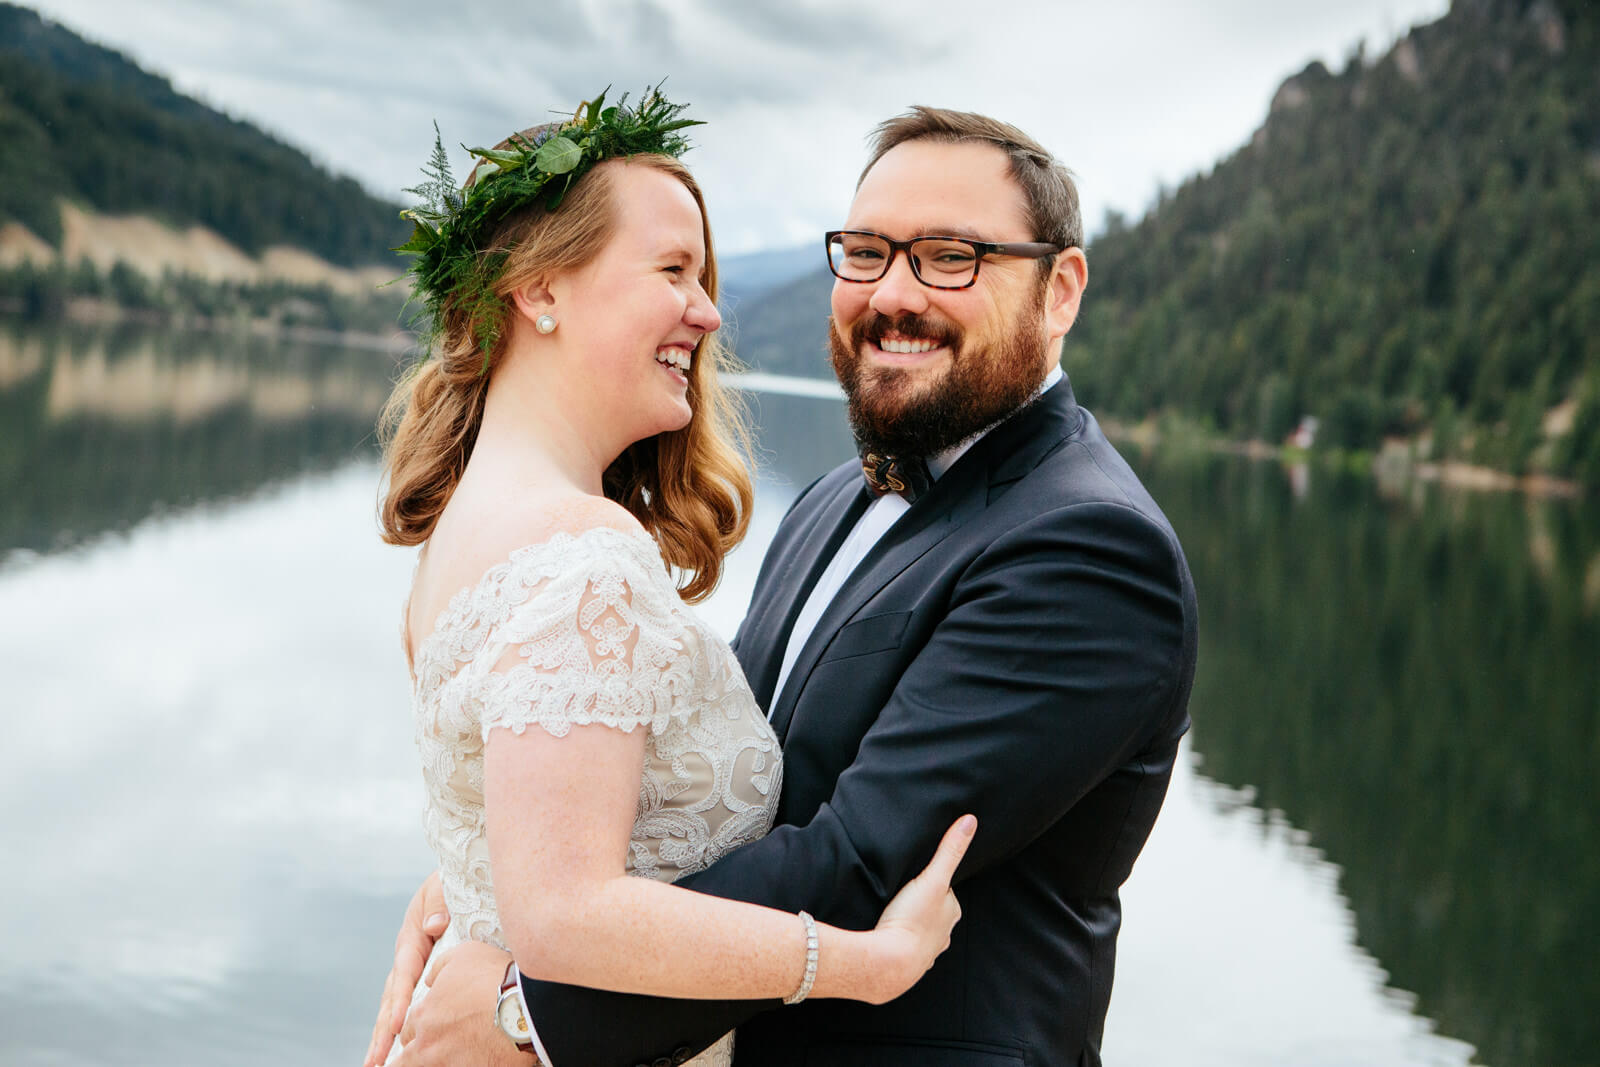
[365,970,401,1067]
[366,1025,396,1067]
[397,873,446,952]
[372,873,443,1067]
[388,943,428,1028]
[393,939,428,988]
[423,944,452,988]
[923,814,977,886]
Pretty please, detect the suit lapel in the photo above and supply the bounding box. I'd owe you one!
[738,471,870,711]
[767,381,1085,741]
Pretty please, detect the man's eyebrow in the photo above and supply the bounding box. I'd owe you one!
[925,225,990,242]
[855,224,993,242]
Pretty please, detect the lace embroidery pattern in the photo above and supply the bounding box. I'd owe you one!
[408,525,782,963]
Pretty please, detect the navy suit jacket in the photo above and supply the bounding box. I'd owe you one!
[519,378,1198,1067]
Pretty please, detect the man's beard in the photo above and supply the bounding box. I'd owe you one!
[828,287,1050,459]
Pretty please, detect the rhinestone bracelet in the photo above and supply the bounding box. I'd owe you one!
[784,910,819,1005]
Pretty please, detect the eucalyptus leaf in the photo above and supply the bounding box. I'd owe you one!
[468,159,502,185]
[395,220,438,254]
[471,148,526,166]
[534,136,582,174]
[398,209,438,234]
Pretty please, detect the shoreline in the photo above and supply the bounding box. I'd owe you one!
[1,298,420,358]
[1099,417,1586,501]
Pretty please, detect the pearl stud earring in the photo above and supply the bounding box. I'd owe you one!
[535,314,557,335]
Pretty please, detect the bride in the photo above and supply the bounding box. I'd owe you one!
[368,90,973,1067]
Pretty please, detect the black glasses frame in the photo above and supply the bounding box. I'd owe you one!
[824,230,1066,290]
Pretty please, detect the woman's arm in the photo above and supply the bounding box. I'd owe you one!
[484,720,968,1004]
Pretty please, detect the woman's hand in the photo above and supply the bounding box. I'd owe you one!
[364,871,450,1067]
[862,814,976,1004]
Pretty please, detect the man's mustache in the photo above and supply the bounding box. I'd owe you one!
[851,313,963,352]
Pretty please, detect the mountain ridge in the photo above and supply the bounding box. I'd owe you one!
[731,0,1600,484]
[1066,0,1598,481]
[0,2,407,268]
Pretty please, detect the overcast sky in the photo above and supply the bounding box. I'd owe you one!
[28,0,1450,255]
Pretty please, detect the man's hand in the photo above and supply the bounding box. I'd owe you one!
[390,940,533,1067]
[364,872,449,1067]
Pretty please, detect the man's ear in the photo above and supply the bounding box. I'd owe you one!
[508,278,557,325]
[1045,247,1088,340]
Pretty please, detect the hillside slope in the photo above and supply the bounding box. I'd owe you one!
[1068,0,1599,480]
[0,3,406,268]
[731,0,1599,483]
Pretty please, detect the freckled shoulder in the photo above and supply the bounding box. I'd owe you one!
[529,493,648,543]
[409,492,654,660]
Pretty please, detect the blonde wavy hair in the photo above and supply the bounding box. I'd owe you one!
[378,145,753,602]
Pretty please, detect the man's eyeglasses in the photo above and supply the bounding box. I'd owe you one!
[825,230,1065,290]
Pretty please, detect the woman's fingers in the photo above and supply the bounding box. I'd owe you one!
[921,814,977,888]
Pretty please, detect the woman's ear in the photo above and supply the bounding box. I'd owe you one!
[508,278,556,325]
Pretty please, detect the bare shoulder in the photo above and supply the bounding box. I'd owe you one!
[440,488,641,565]
[408,489,648,650]
[529,493,647,541]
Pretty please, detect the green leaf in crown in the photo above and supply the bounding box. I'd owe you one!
[395,83,703,368]
[533,136,583,175]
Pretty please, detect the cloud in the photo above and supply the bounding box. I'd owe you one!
[23,0,1451,251]
[712,0,932,61]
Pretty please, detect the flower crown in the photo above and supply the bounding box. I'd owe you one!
[396,86,702,365]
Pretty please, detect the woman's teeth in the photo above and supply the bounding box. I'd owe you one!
[655,348,691,372]
[878,338,940,354]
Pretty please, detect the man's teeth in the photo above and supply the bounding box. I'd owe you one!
[655,348,691,372]
[878,338,940,354]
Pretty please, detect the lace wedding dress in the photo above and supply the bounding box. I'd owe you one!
[389,524,782,1067]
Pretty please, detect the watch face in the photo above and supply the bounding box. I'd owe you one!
[496,992,531,1042]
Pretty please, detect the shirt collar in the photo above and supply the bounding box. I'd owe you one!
[927,365,1064,480]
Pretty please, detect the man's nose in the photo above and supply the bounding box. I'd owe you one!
[867,252,930,318]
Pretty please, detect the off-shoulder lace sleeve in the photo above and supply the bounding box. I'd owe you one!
[472,527,700,740]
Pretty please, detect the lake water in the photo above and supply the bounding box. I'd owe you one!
[1,321,1595,1066]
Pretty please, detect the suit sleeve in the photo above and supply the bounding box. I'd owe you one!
[519,500,1194,1065]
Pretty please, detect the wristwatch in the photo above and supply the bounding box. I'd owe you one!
[496,961,536,1053]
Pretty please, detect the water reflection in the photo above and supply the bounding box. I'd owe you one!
[0,320,409,557]
[1111,744,1476,1067]
[1130,450,1600,1066]
[5,320,1594,1065]
[0,465,426,1067]
[0,321,855,562]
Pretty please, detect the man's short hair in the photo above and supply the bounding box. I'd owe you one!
[861,106,1084,274]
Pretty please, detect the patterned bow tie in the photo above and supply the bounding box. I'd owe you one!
[860,450,933,503]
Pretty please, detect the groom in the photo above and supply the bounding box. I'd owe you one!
[381,106,1196,1067]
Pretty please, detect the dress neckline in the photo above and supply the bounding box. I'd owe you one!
[406,524,663,678]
